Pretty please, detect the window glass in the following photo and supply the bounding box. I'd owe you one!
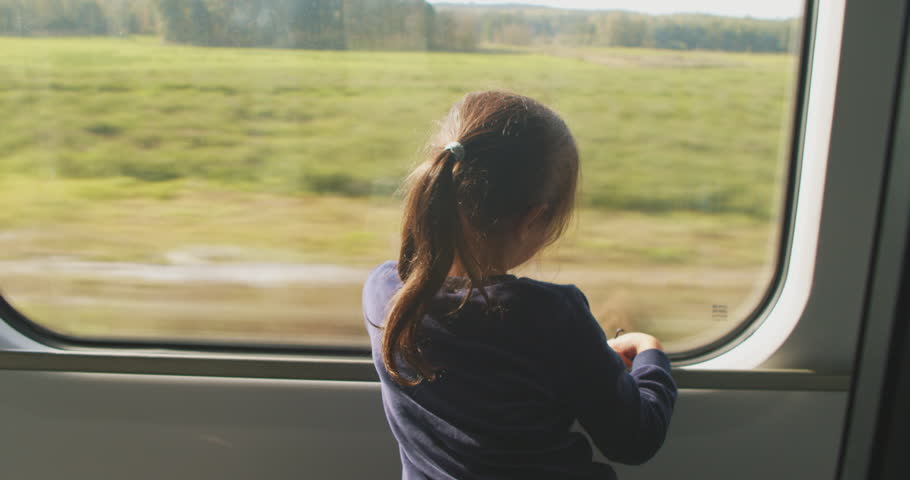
[0,0,804,352]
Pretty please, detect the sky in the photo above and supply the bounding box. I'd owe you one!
[430,1,803,19]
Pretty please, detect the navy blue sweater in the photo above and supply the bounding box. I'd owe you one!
[363,261,677,479]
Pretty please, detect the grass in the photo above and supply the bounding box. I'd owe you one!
[0,36,798,349]
[0,175,779,349]
[0,36,798,216]
[0,176,775,268]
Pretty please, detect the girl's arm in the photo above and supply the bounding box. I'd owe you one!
[559,287,678,465]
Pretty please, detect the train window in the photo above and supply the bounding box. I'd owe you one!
[0,0,805,354]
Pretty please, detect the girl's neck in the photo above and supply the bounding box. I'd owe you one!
[448,260,507,279]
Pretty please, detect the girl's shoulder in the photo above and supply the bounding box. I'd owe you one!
[362,261,592,322]
[505,277,601,339]
[365,260,399,286]
[364,261,403,296]
[362,261,401,329]
[508,275,591,312]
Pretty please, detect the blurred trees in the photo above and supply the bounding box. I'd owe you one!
[0,0,797,54]
[0,0,110,35]
[469,8,797,53]
[153,0,469,51]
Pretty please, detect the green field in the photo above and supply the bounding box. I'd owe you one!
[0,36,797,350]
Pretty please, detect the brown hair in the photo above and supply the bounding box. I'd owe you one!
[383,90,579,386]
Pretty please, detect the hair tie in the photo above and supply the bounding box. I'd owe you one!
[443,141,465,162]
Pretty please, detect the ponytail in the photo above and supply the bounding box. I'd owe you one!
[383,147,462,386]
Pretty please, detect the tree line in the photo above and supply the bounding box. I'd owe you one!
[455,6,799,53]
[0,0,797,53]
[0,0,157,36]
[0,0,477,50]
[153,0,476,51]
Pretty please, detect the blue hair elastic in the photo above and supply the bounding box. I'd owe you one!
[444,141,465,162]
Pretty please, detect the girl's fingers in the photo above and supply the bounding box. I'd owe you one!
[608,338,635,368]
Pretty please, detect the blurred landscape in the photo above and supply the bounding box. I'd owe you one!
[0,1,800,351]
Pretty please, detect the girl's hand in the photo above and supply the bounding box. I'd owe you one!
[607,332,664,368]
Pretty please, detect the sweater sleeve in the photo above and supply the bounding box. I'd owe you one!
[557,286,678,465]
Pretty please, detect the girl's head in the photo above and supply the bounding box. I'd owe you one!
[384,90,579,385]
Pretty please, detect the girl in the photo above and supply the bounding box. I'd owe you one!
[363,91,677,479]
